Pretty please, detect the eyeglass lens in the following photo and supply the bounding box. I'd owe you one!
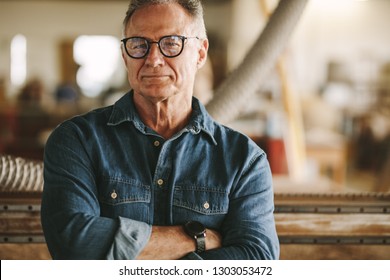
[124,36,184,58]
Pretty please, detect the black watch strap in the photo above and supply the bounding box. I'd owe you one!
[195,234,206,254]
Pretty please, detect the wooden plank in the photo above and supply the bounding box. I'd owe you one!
[259,0,307,181]
[280,244,390,260]
[0,243,50,260]
[275,192,390,214]
[0,211,42,235]
[275,213,390,237]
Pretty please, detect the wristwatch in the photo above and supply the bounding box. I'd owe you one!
[183,221,206,254]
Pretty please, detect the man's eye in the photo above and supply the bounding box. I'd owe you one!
[167,42,180,47]
[163,40,180,48]
[132,43,148,50]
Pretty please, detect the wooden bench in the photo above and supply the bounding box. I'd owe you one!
[275,192,390,259]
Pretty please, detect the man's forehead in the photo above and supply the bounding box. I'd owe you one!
[125,3,194,37]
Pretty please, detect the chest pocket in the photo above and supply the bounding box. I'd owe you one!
[172,185,229,228]
[99,177,151,223]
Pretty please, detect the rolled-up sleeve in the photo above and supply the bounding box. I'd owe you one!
[106,217,152,259]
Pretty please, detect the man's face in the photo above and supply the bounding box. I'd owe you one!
[122,3,208,103]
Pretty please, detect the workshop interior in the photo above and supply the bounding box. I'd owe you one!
[0,0,389,260]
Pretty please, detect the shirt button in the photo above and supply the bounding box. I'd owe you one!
[157,179,164,186]
[153,140,160,147]
[203,202,210,209]
[111,190,117,199]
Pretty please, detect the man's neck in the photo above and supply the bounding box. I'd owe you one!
[133,93,192,139]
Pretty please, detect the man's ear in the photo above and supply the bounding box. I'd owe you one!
[197,38,209,69]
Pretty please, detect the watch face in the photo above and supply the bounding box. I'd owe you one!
[185,221,206,236]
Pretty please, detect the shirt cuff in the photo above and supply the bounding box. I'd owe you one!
[106,216,152,260]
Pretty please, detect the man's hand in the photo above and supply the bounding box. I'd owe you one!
[137,225,222,260]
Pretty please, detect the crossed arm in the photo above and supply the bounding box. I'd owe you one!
[137,226,222,260]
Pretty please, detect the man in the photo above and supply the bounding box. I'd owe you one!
[41,0,279,260]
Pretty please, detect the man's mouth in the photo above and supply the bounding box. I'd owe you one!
[142,75,170,82]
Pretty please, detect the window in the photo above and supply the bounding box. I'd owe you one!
[73,35,121,98]
[10,34,27,87]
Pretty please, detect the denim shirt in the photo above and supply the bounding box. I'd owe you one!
[41,92,279,260]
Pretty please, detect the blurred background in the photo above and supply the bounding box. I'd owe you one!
[0,0,390,260]
[1,0,389,193]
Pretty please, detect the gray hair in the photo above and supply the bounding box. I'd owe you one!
[123,0,207,37]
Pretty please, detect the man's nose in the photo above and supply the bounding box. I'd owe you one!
[145,43,164,67]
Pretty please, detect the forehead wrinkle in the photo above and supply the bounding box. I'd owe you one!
[125,3,194,39]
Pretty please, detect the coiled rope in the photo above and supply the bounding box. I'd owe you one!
[0,154,43,193]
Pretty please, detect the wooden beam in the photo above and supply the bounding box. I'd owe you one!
[259,0,307,181]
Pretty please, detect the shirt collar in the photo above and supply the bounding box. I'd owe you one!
[107,91,217,145]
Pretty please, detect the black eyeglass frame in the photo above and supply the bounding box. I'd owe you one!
[121,35,199,59]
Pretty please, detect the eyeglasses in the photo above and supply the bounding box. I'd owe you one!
[121,35,199,59]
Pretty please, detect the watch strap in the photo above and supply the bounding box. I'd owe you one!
[195,234,206,254]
